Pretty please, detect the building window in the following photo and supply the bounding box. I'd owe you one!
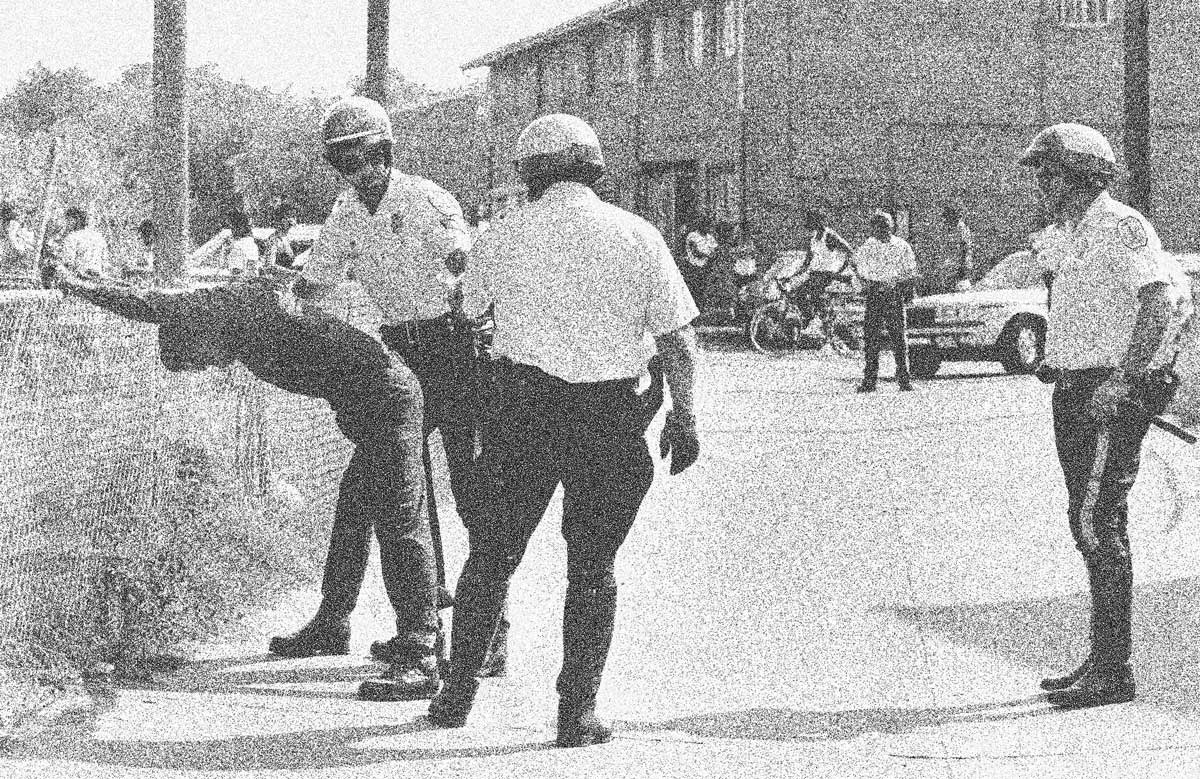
[651,16,666,76]
[584,42,598,96]
[690,8,706,66]
[1057,0,1111,28]
[723,0,738,57]
[623,28,639,82]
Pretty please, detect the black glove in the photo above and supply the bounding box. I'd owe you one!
[659,409,699,475]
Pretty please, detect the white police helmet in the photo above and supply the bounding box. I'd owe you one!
[1019,123,1119,178]
[322,96,394,147]
[511,114,604,180]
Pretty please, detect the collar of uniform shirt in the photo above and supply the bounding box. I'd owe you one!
[537,181,597,205]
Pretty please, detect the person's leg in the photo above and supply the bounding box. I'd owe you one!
[429,374,561,727]
[1049,406,1150,708]
[268,450,371,657]
[859,291,883,391]
[554,384,655,747]
[887,295,912,388]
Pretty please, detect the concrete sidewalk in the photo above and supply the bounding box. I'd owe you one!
[5,348,1200,778]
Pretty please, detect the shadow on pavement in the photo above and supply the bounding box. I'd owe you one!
[886,574,1200,717]
[12,687,551,770]
[624,696,1050,742]
[16,720,548,770]
[129,653,388,701]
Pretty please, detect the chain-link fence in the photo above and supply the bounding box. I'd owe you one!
[0,284,378,739]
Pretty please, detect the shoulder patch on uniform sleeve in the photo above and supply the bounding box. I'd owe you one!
[1118,217,1149,250]
[422,185,463,220]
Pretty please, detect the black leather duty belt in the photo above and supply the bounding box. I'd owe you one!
[380,316,452,347]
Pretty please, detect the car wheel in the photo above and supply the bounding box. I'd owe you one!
[908,347,942,379]
[998,317,1045,374]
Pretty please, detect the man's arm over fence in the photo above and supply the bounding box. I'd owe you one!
[54,265,167,324]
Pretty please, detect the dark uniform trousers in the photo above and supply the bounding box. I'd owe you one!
[1051,368,1156,671]
[381,317,485,528]
[446,360,656,704]
[861,283,910,386]
[322,359,438,652]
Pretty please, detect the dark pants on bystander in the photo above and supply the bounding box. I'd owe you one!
[861,284,911,388]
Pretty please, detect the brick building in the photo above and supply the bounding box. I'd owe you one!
[461,0,1200,287]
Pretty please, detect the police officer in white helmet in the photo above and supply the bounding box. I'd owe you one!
[1022,122,1193,708]
[278,95,490,701]
[426,114,701,746]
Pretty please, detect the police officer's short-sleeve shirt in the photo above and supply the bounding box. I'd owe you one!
[461,182,698,383]
[1041,192,1193,370]
[302,171,471,322]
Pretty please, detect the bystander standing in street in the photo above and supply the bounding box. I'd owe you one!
[127,218,156,281]
[427,114,700,748]
[0,201,33,275]
[853,210,919,392]
[59,206,110,278]
[942,201,976,292]
[1020,123,1193,709]
[265,200,298,270]
[224,210,261,276]
[682,215,718,311]
[729,222,759,322]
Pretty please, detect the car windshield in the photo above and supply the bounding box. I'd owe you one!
[975,250,1044,290]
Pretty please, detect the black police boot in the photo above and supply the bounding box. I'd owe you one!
[268,613,350,658]
[1046,663,1135,708]
[358,643,442,702]
[1042,563,1098,691]
[555,584,617,748]
[370,622,450,678]
[478,602,510,679]
[1040,658,1090,692]
[1047,556,1135,709]
[427,574,508,728]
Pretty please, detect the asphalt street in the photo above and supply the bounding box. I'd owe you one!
[6,341,1200,778]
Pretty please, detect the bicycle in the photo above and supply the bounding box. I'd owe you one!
[746,273,860,356]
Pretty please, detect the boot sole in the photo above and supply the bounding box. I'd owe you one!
[555,729,614,748]
[1046,687,1136,709]
[427,710,470,728]
[357,679,442,702]
[267,641,350,658]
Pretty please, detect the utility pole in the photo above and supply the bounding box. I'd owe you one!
[1123,0,1151,215]
[366,0,390,105]
[153,0,189,282]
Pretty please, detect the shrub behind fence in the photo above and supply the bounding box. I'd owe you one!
[0,286,374,737]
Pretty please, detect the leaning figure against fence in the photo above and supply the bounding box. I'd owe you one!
[51,265,446,700]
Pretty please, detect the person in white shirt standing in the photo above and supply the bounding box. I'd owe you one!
[853,210,919,392]
[427,113,700,748]
[59,207,109,277]
[224,210,261,276]
[682,215,718,311]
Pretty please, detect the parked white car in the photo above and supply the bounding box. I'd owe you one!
[905,249,1048,378]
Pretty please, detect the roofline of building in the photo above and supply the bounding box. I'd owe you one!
[461,0,647,70]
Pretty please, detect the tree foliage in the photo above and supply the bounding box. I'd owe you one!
[0,62,473,250]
